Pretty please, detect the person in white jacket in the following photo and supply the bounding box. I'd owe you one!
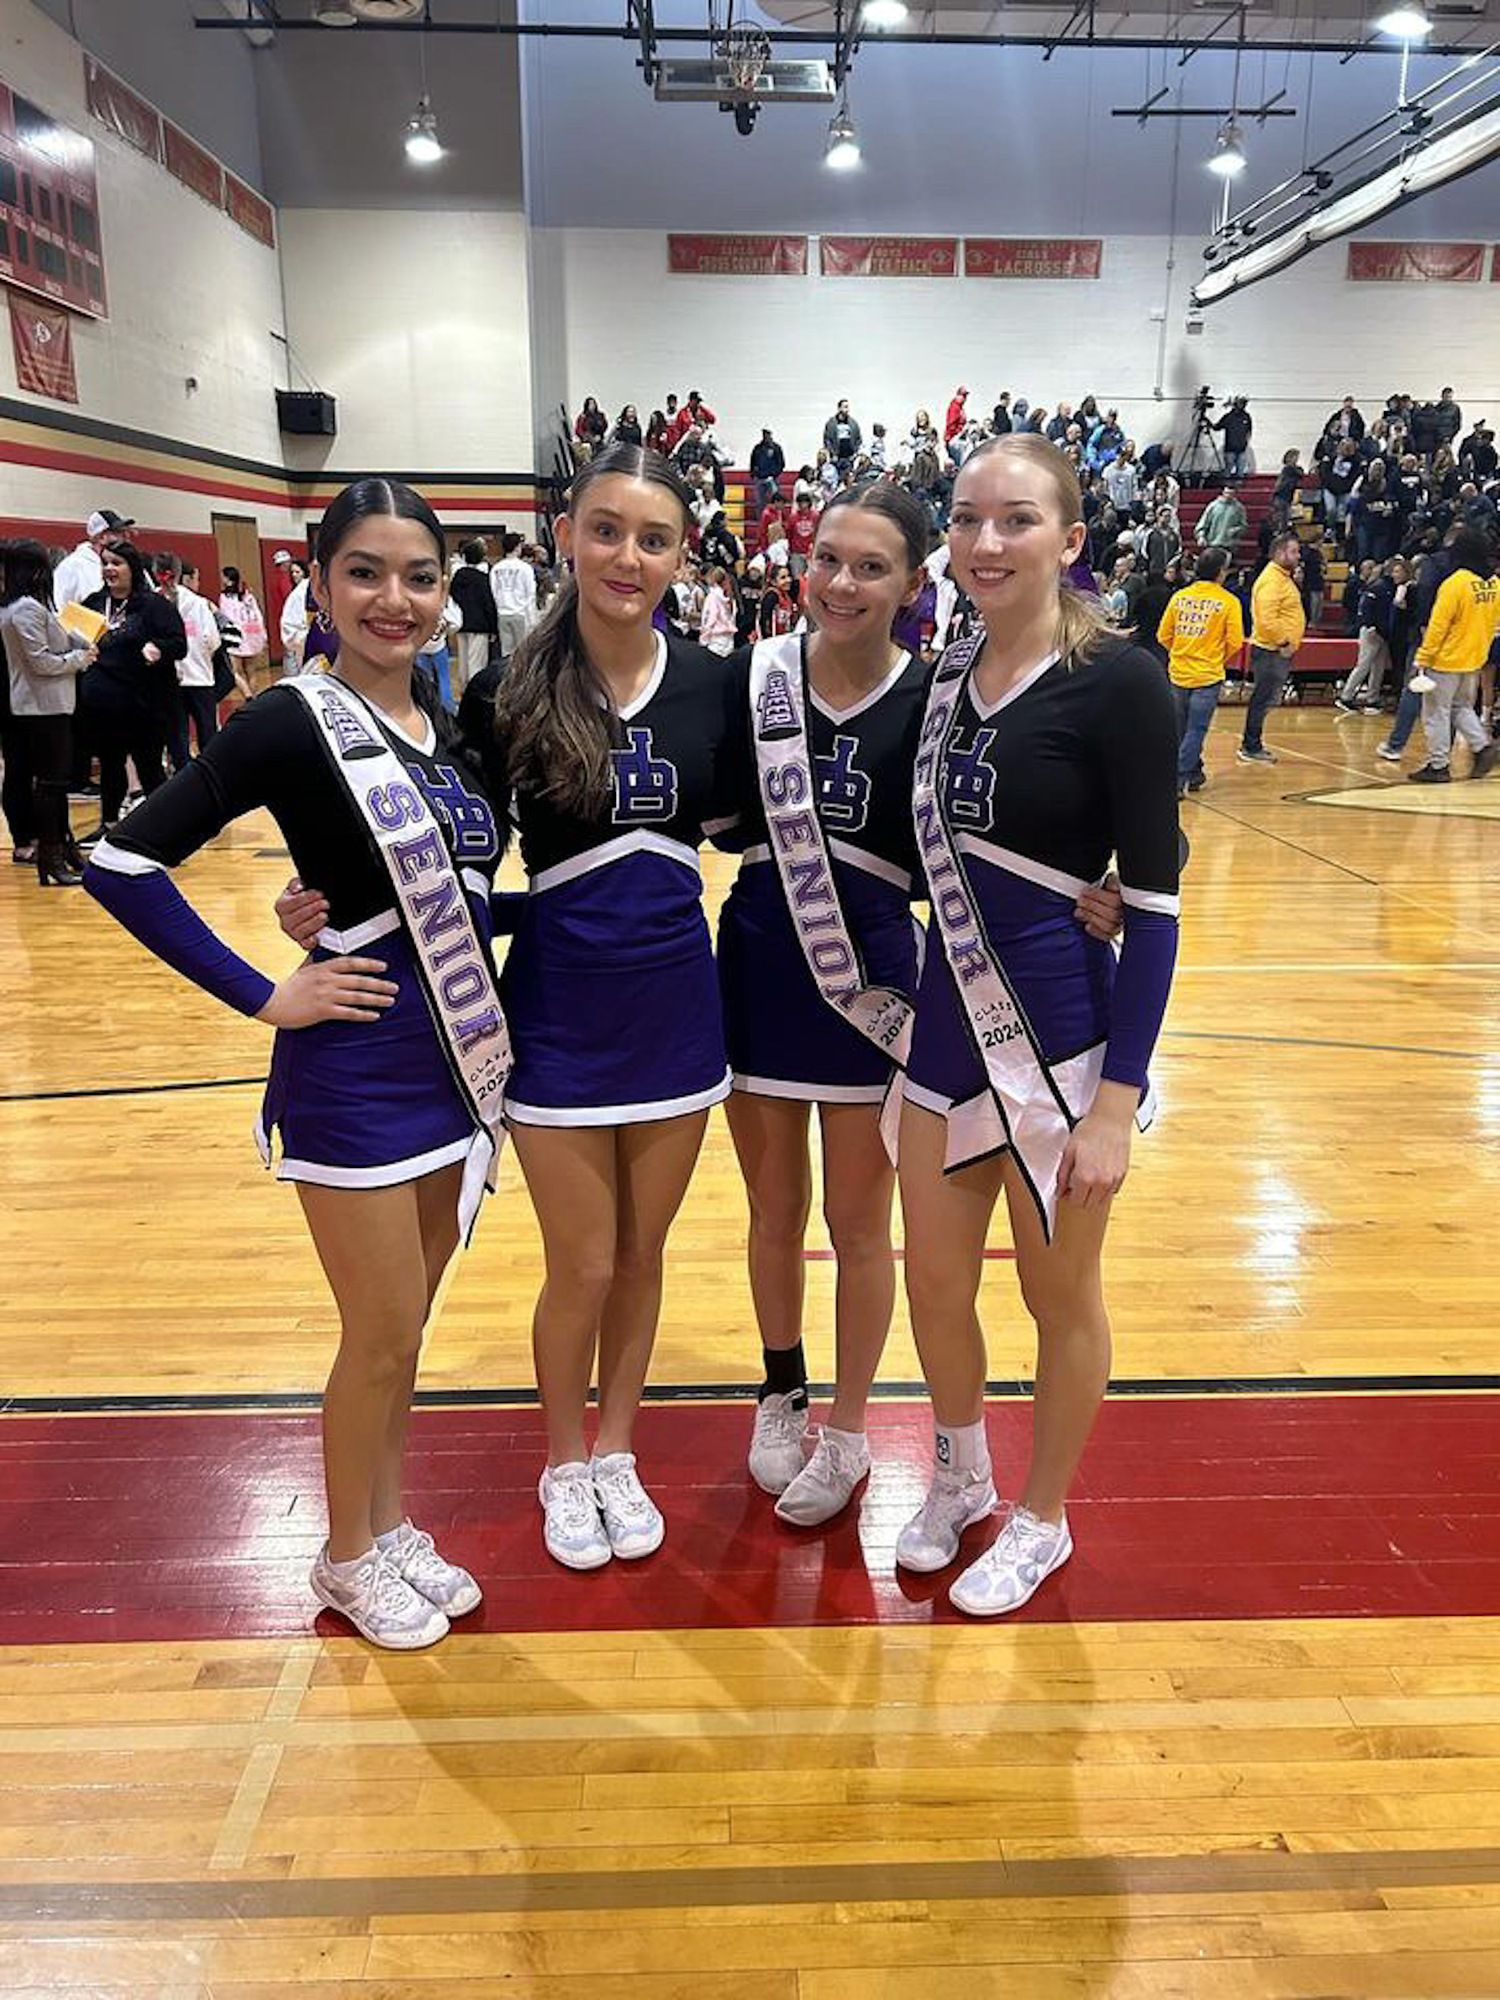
[153,552,224,767]
[699,569,737,657]
[489,531,537,657]
[279,563,311,677]
[52,508,134,611]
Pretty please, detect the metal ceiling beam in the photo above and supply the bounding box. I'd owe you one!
[187,16,1496,56]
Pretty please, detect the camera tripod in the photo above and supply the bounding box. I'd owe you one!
[1181,404,1225,485]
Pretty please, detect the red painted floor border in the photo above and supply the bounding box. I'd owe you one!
[2,1396,1498,1644]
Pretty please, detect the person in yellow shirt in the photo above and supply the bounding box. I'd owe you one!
[1157,546,1246,797]
[1408,529,1499,784]
[1237,531,1306,766]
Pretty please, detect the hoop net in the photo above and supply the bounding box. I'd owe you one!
[718,22,771,92]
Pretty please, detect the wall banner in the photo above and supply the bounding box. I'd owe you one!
[667,233,807,276]
[1348,241,1484,283]
[8,288,78,403]
[820,235,958,278]
[965,238,1102,280]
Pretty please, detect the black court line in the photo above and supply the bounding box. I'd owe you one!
[5,1373,1499,1416]
[1164,1027,1474,1060]
[1187,793,1383,888]
[0,1075,264,1105]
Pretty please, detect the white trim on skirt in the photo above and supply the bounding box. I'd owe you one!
[732,1072,887,1105]
[259,1128,475,1190]
[504,1070,732,1128]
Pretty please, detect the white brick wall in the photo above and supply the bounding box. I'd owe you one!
[544,227,1500,470]
[277,209,534,475]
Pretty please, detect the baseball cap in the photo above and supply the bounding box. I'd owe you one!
[86,509,134,537]
[272,548,293,564]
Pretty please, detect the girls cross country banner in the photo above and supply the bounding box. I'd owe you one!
[1347,241,1485,283]
[668,234,808,275]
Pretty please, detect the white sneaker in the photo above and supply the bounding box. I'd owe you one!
[748,1391,809,1495]
[384,1519,482,1617]
[775,1427,870,1526]
[1375,742,1402,762]
[894,1467,998,1574]
[538,1461,612,1571]
[949,1506,1073,1618]
[309,1545,450,1650]
[591,1452,665,1560]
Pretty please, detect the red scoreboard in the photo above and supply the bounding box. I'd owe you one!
[0,78,107,319]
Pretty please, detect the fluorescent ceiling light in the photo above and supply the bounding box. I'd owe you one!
[861,0,910,26]
[1377,7,1433,36]
[825,106,861,170]
[1207,120,1247,176]
[404,97,443,164]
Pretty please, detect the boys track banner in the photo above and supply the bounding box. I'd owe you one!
[820,236,958,277]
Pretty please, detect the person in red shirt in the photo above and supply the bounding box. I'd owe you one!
[787,496,819,576]
[759,498,788,551]
[945,387,969,445]
[666,390,716,453]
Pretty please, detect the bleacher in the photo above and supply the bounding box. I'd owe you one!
[1179,473,1356,684]
[720,461,1356,683]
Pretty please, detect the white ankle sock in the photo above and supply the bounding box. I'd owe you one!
[935,1419,990,1477]
[821,1425,867,1451]
[327,1544,377,1576]
[374,1523,405,1553]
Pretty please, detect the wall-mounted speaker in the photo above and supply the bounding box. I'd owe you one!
[276,390,337,436]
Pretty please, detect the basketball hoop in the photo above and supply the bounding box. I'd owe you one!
[719,22,771,93]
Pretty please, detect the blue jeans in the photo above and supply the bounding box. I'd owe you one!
[1225,449,1248,477]
[417,645,454,712]
[1386,684,1422,753]
[1241,645,1288,753]
[1173,681,1222,782]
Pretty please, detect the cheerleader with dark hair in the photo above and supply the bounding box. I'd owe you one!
[489,445,739,1570]
[85,478,508,1650]
[277,447,739,1574]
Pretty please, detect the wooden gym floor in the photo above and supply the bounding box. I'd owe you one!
[2,702,1499,1997]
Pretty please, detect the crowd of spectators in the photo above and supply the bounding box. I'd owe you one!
[560,378,1496,692]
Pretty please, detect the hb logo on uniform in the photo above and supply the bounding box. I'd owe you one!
[611,726,678,823]
[816,734,870,833]
[945,726,998,829]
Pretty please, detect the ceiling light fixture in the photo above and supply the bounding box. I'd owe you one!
[825,98,861,171]
[404,96,443,165]
[1376,6,1433,37]
[312,1,359,23]
[860,0,910,27]
[1206,118,1247,176]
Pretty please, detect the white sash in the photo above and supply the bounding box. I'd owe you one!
[285,673,511,1238]
[910,636,1085,1239]
[749,635,914,1069]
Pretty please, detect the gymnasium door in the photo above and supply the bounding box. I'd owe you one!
[211,512,269,685]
